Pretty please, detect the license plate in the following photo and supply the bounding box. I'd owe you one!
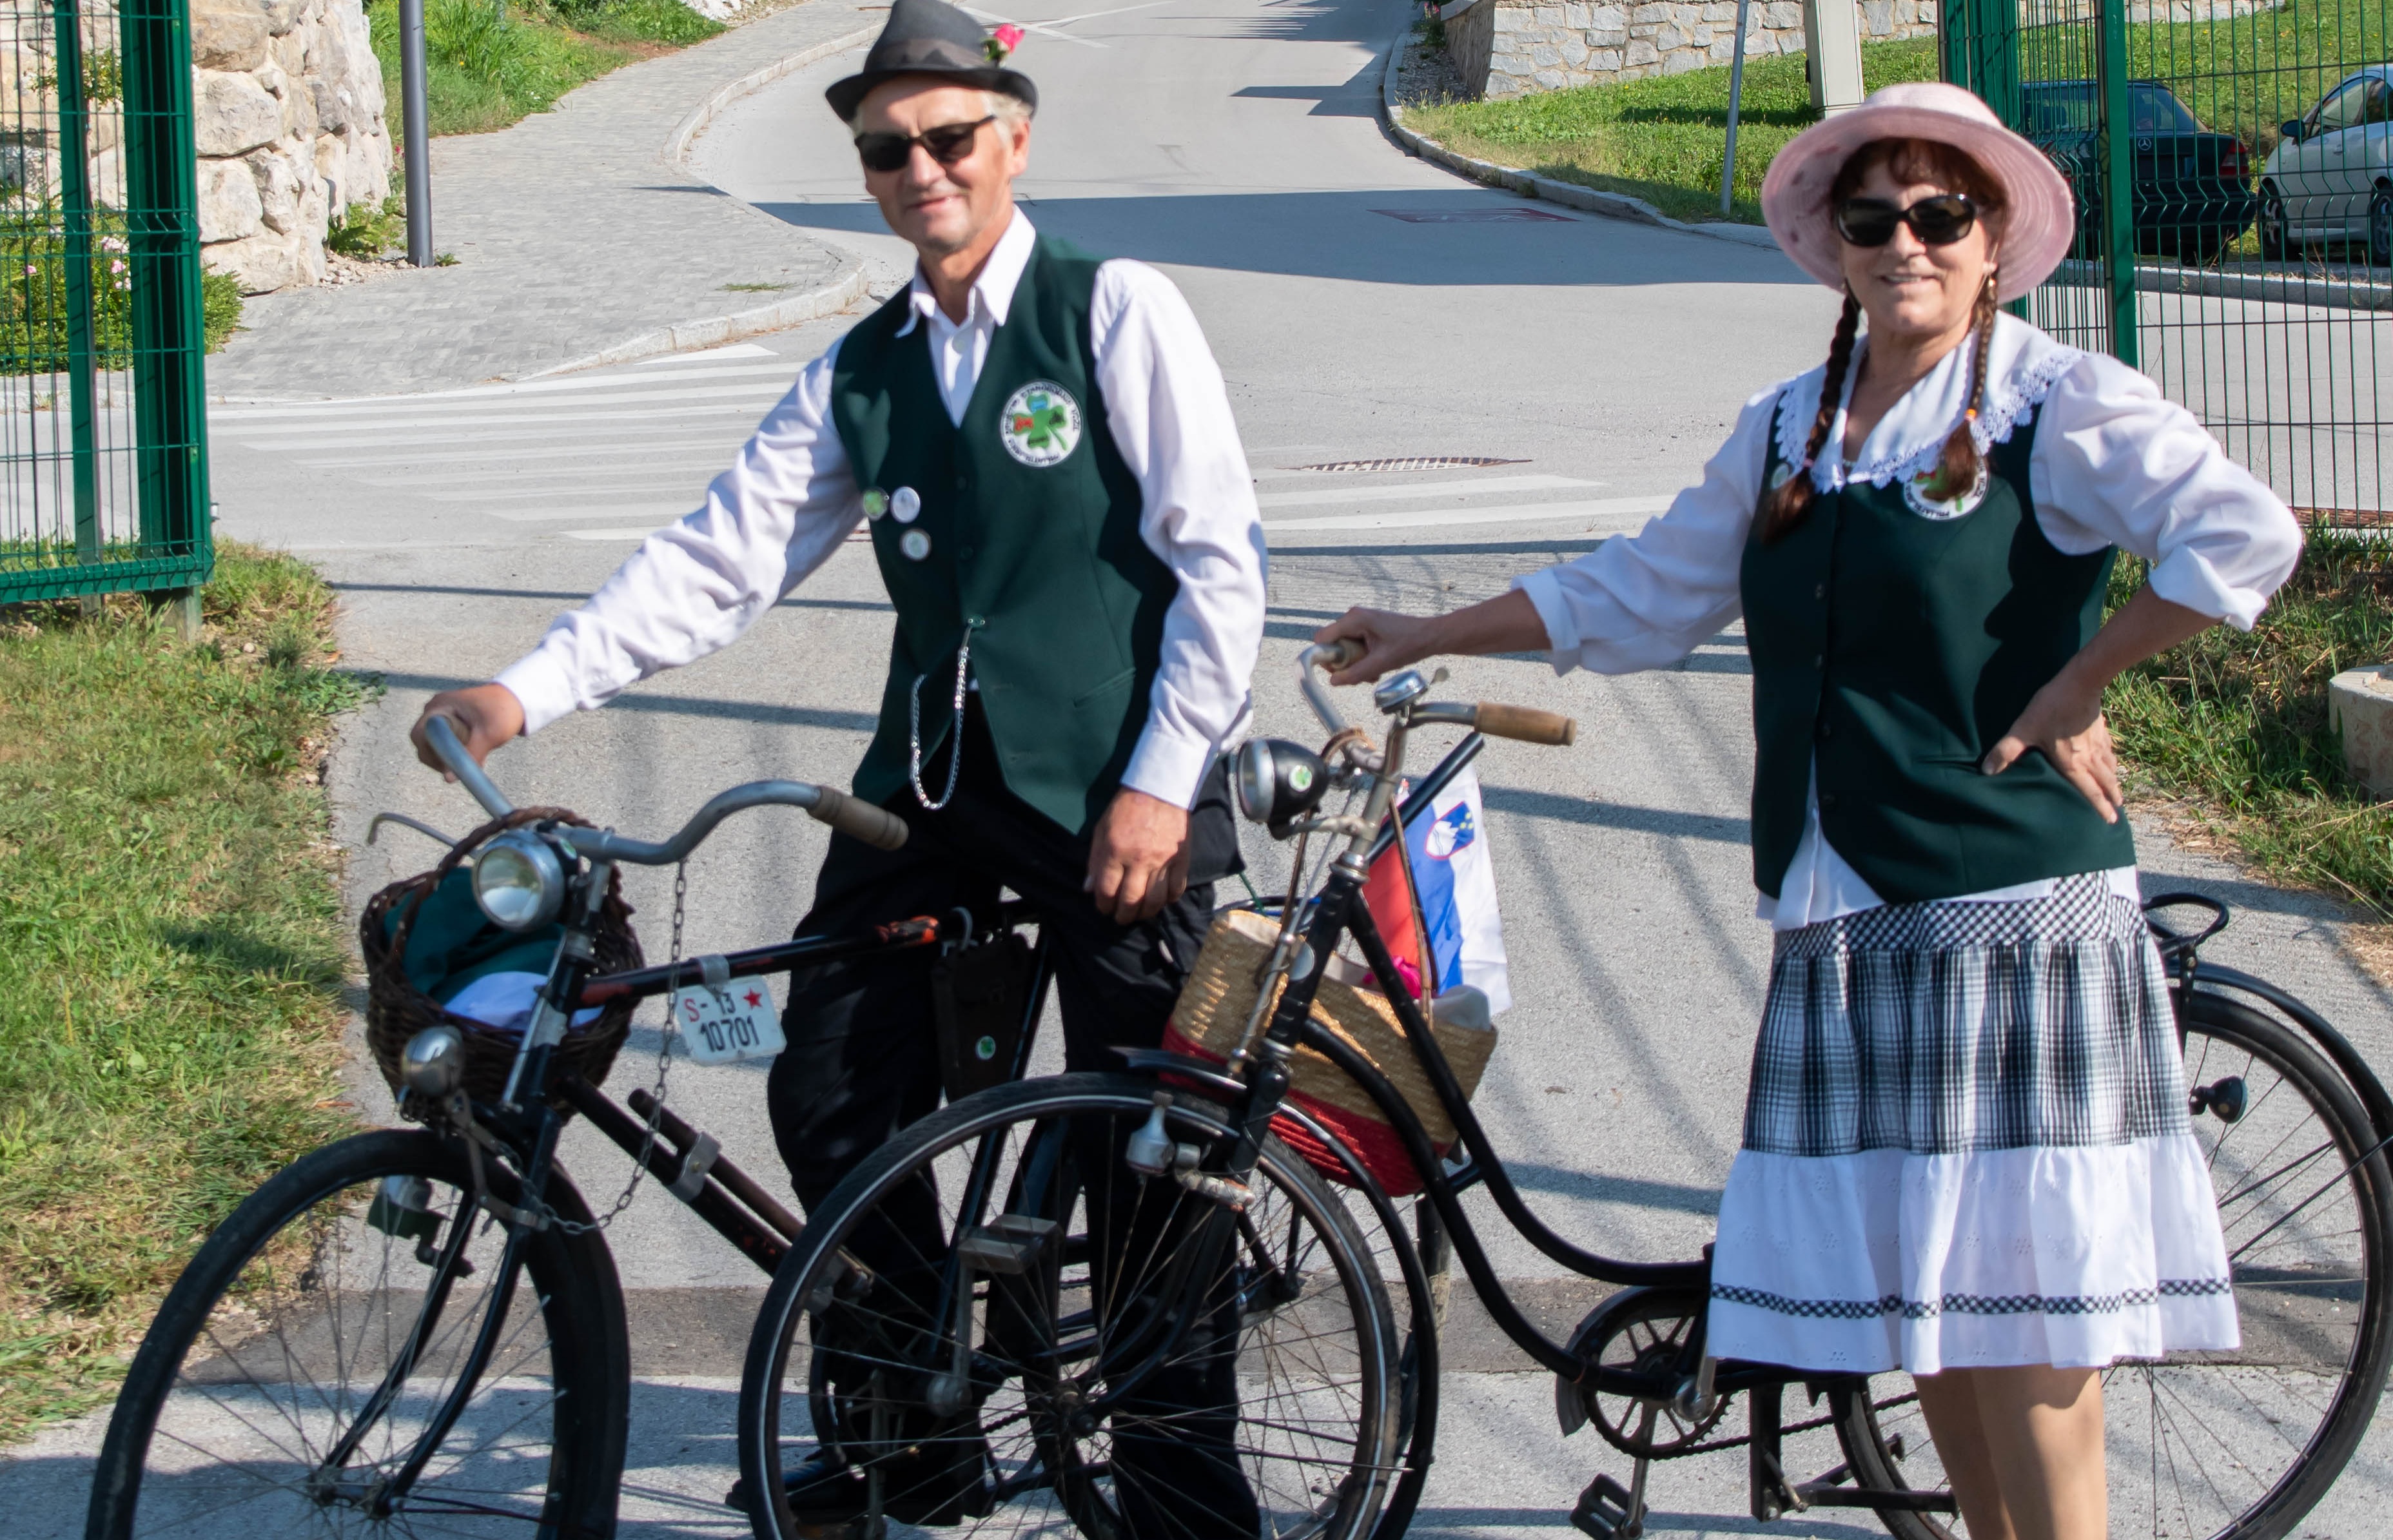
[673,977,786,1065]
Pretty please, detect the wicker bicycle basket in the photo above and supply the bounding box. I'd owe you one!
[1164,908,1496,1194]
[360,807,643,1109]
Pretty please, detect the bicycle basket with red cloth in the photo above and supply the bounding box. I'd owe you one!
[1162,908,1497,1195]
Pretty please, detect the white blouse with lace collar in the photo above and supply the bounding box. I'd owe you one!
[1512,312,2302,930]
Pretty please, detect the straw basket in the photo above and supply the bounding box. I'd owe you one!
[1163,908,1496,1195]
[360,808,643,1110]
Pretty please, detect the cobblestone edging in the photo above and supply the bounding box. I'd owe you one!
[664,21,879,168]
[1378,32,1783,254]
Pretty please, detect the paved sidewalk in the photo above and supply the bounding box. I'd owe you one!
[204,0,881,400]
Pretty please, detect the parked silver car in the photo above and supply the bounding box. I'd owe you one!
[2260,64,2393,263]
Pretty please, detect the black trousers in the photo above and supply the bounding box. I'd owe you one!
[767,699,1258,1540]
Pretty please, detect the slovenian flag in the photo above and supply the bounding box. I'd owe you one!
[1362,766,1512,1016]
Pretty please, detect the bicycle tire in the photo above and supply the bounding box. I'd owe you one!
[86,1127,630,1539]
[736,1071,1402,1540]
[1833,988,2393,1540]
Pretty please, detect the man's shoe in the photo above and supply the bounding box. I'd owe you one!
[723,1449,869,1523]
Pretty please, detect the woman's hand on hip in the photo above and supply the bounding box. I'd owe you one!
[1982,676,2124,823]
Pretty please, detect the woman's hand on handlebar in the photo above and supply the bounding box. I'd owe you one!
[411,684,527,779]
[1313,609,1440,685]
[1314,590,1552,685]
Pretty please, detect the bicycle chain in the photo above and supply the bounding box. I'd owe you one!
[550,859,687,1236]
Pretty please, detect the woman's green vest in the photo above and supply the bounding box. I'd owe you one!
[828,234,1177,836]
[1739,404,2136,904]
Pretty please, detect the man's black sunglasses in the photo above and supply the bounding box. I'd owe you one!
[1833,193,1979,248]
[854,116,995,173]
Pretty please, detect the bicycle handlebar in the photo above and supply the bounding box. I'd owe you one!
[1412,700,1577,746]
[1296,640,1361,734]
[420,716,909,864]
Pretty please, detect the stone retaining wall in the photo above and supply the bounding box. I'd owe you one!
[1445,0,2285,102]
[192,0,392,293]
[0,0,389,296]
[1446,0,1937,101]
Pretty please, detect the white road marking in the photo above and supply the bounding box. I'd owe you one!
[208,363,797,416]
[231,403,768,449]
[633,342,777,364]
[297,441,741,469]
[562,526,669,541]
[210,380,790,425]
[1260,496,1671,532]
[1253,473,1594,508]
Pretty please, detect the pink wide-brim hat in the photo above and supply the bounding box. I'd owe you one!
[1761,81,2075,305]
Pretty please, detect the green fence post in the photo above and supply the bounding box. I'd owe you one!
[121,0,209,601]
[2096,0,2138,367]
[52,0,101,578]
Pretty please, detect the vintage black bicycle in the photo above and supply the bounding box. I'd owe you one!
[734,643,2393,1540]
[82,720,1059,1537]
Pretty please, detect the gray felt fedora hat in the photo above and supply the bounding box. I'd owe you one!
[826,0,1037,122]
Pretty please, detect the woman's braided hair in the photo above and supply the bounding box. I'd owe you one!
[1758,137,2007,543]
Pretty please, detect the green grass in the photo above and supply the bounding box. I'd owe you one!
[1405,37,1940,224]
[0,212,246,371]
[2111,0,2389,164]
[2108,530,2393,916]
[0,545,380,1441]
[367,0,723,139]
[327,193,408,260]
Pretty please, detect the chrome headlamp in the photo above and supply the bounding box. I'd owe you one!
[1232,738,1331,836]
[472,830,566,931]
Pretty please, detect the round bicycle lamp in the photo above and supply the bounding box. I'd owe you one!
[402,1025,465,1098]
[472,830,566,931]
[1233,738,1331,833]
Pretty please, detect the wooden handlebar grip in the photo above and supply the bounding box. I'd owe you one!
[808,786,911,851]
[1474,703,1576,746]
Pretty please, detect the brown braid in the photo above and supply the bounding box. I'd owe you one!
[1917,269,2000,505]
[1758,289,1862,543]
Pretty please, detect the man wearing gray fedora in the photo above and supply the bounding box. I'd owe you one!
[411,0,1267,1534]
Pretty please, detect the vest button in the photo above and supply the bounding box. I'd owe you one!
[958,545,976,560]
[1812,654,1824,668]
[1821,792,1839,808]
[1815,583,1827,599]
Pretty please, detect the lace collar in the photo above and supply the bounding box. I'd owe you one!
[1772,313,2083,495]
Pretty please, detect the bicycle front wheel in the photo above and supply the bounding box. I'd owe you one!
[1837,986,2393,1540]
[87,1127,630,1539]
[736,1071,1402,1540]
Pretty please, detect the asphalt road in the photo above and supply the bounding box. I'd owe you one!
[9,0,2393,1535]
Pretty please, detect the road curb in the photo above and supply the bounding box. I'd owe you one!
[1374,30,1782,253]
[527,21,881,377]
[664,23,880,169]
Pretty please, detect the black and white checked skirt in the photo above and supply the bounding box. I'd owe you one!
[1707,873,2238,1373]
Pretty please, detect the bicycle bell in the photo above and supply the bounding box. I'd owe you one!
[402,1025,465,1098]
[1233,737,1330,835]
[472,829,566,931]
[1372,668,1431,715]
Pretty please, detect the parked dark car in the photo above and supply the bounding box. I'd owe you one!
[2022,79,2258,264]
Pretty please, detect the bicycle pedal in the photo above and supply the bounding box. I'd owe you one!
[1571,1473,1644,1540]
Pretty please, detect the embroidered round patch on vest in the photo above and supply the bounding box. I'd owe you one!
[1904,462,1989,521]
[999,381,1082,467]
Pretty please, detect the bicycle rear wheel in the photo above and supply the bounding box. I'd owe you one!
[736,1071,1402,1540]
[1836,987,2393,1539]
[87,1127,629,1539]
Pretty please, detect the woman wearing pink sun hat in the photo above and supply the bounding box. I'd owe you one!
[1318,80,2301,1537]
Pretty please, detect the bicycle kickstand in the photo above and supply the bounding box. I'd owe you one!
[1570,1456,1651,1540]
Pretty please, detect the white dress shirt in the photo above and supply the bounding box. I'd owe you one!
[496,211,1267,810]
[1512,313,2303,929]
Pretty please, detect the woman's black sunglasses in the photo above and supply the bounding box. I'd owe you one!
[1833,193,1979,248]
[854,116,995,173]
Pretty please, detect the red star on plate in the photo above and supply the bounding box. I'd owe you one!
[743,989,763,1009]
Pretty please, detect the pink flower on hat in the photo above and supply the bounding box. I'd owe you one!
[985,23,1023,63]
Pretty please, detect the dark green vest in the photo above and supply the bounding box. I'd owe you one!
[1740,404,2136,904]
[829,235,1177,835]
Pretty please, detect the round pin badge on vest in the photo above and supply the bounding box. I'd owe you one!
[861,488,888,520]
[1904,462,1989,521]
[891,486,921,523]
[999,380,1082,467]
[900,528,932,561]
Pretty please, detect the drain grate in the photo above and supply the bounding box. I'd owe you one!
[1289,456,1529,474]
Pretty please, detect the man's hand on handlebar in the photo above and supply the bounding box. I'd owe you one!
[412,684,527,779]
[1086,787,1191,925]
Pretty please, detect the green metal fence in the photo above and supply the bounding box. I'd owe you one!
[0,0,210,609]
[1944,0,2393,520]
